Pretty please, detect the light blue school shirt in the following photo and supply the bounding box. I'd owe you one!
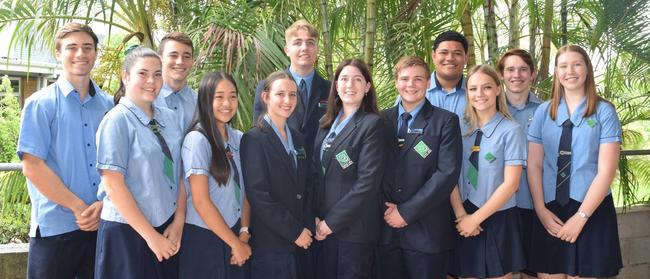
[264,115,298,166]
[393,72,466,118]
[96,97,183,227]
[320,109,358,161]
[182,125,244,229]
[17,77,113,237]
[507,92,542,209]
[289,66,315,99]
[527,97,621,203]
[397,100,425,134]
[154,83,197,133]
[459,112,527,210]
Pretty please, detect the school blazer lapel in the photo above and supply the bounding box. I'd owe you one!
[303,74,325,127]
[400,103,432,158]
[323,112,362,173]
[261,122,299,185]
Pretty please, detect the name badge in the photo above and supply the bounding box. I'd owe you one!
[408,128,423,134]
[318,101,328,109]
[335,150,354,169]
[414,140,432,158]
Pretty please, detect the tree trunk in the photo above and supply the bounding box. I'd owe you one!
[538,0,554,87]
[364,0,377,73]
[508,0,521,49]
[528,0,538,62]
[319,0,333,79]
[483,0,498,65]
[461,4,476,69]
[560,0,568,45]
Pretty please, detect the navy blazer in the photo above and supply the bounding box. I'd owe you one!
[240,121,312,253]
[253,70,331,161]
[312,111,387,244]
[380,101,462,253]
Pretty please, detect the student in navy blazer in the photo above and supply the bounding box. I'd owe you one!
[241,71,314,279]
[379,56,462,279]
[253,20,331,163]
[313,59,386,279]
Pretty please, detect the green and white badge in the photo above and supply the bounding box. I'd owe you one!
[414,140,432,158]
[335,150,354,169]
[484,152,496,163]
[586,118,598,128]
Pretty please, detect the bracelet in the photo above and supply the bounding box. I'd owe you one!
[576,211,589,220]
[239,226,250,234]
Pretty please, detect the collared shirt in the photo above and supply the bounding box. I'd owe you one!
[264,115,297,166]
[507,92,543,209]
[393,72,466,118]
[17,77,113,237]
[528,97,621,203]
[289,66,315,100]
[96,97,183,227]
[154,83,198,133]
[320,110,357,161]
[397,99,426,134]
[459,112,527,210]
[182,125,244,229]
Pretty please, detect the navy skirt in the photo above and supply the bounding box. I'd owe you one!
[518,208,536,277]
[528,195,622,277]
[95,216,179,279]
[449,201,525,278]
[179,222,249,279]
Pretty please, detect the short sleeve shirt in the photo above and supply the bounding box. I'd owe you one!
[154,83,198,133]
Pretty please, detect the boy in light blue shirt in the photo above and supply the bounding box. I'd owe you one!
[154,32,198,133]
[17,22,113,279]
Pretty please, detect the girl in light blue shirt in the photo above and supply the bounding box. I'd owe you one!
[95,47,186,279]
[527,45,622,278]
[178,72,251,279]
[449,65,526,279]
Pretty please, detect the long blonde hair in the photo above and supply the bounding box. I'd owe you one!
[463,65,511,135]
[549,45,601,120]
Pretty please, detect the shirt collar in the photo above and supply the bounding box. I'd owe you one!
[225,124,240,152]
[120,97,165,127]
[289,67,315,85]
[398,99,426,120]
[429,72,465,93]
[57,77,98,98]
[263,114,295,151]
[556,96,587,127]
[468,112,506,138]
[161,82,193,98]
[507,91,543,111]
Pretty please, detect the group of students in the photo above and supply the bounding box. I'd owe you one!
[16,19,623,279]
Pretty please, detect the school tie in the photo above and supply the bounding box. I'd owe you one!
[299,79,308,108]
[556,119,573,206]
[398,112,412,148]
[225,145,242,206]
[468,130,483,190]
[324,131,336,151]
[148,119,174,183]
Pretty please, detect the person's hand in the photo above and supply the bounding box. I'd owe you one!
[556,213,587,243]
[238,231,251,243]
[294,228,313,249]
[162,219,184,255]
[145,233,177,262]
[455,214,483,237]
[229,240,252,266]
[315,220,332,241]
[76,201,102,231]
[535,207,564,237]
[384,202,407,228]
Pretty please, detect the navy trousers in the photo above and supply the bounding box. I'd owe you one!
[377,243,448,279]
[27,229,97,279]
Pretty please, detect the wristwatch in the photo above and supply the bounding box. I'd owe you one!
[239,226,250,234]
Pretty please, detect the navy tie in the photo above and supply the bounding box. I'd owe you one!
[398,112,412,148]
[556,119,573,206]
[299,79,308,108]
[148,119,174,182]
[225,145,241,206]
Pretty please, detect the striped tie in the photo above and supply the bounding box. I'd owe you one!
[556,119,573,206]
[148,119,174,183]
[468,130,483,190]
[226,146,242,206]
